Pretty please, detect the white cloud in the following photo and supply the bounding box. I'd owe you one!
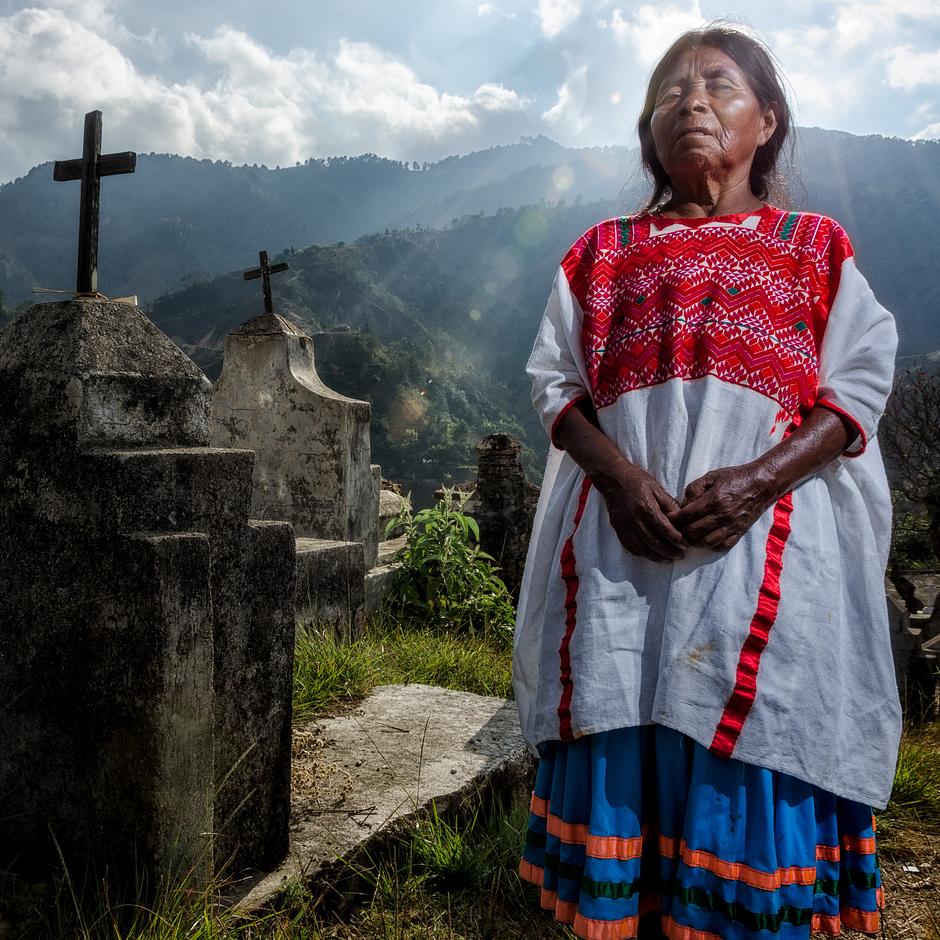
[870,0,940,18]
[769,22,871,127]
[477,3,516,18]
[601,1,704,64]
[542,64,589,133]
[908,100,938,124]
[0,8,528,180]
[912,121,940,139]
[538,0,581,39]
[473,82,526,111]
[831,8,877,51]
[785,69,862,123]
[886,46,940,89]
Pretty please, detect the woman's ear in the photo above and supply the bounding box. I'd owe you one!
[759,103,778,146]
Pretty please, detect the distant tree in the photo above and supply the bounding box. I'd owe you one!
[882,369,940,520]
[881,367,940,580]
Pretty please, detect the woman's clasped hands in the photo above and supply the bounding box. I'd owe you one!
[595,456,778,563]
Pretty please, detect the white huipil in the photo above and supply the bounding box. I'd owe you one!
[512,206,902,809]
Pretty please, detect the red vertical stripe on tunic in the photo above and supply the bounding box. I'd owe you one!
[557,475,594,740]
[710,490,795,758]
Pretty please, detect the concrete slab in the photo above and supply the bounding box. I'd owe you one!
[229,684,532,912]
[295,538,365,630]
[362,538,405,619]
[376,536,406,566]
[363,564,397,619]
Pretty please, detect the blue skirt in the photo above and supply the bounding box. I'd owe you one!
[519,725,883,939]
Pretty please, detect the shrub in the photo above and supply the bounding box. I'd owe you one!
[384,487,515,642]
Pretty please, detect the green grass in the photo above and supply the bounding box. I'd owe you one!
[293,790,574,939]
[882,721,940,823]
[0,791,564,940]
[292,614,513,723]
[6,612,939,939]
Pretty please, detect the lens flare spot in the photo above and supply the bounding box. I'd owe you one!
[493,249,520,282]
[514,208,549,247]
[552,164,575,191]
[610,91,622,105]
[387,390,429,443]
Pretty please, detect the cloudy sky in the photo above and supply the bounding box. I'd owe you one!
[0,0,937,183]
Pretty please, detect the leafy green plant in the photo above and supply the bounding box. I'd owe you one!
[384,487,515,642]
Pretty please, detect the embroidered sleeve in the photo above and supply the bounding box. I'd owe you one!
[526,261,593,449]
[815,229,897,457]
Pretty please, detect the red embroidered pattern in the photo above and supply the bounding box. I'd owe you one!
[710,485,795,758]
[560,209,854,419]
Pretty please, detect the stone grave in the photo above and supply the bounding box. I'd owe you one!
[885,577,939,721]
[209,259,386,631]
[0,298,295,890]
[230,684,532,913]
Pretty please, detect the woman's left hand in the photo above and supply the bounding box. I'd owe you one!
[667,461,778,550]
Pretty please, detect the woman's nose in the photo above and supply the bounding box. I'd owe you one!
[678,87,709,116]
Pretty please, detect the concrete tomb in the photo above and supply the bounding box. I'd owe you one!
[0,299,295,889]
[210,311,381,628]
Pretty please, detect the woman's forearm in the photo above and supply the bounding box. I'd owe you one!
[753,405,857,499]
[554,398,634,494]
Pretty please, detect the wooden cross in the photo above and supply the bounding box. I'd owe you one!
[243,251,289,314]
[54,110,136,295]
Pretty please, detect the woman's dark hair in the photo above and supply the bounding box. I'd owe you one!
[636,23,793,212]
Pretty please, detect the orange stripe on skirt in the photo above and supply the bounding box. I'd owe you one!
[529,795,648,859]
[811,912,842,934]
[530,803,867,881]
[678,842,817,889]
[841,833,876,854]
[816,843,841,862]
[523,861,642,939]
[662,913,724,940]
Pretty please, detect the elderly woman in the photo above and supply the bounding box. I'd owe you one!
[514,24,900,940]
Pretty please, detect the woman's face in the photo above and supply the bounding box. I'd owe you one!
[648,46,776,189]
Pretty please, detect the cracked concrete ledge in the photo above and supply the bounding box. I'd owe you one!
[228,683,534,913]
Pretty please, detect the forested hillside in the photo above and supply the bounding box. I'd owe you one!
[147,189,938,491]
[2,128,938,347]
[149,201,605,487]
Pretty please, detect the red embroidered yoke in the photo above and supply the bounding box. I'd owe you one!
[513,205,902,809]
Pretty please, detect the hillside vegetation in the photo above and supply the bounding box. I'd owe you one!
[2,128,938,354]
[3,128,938,490]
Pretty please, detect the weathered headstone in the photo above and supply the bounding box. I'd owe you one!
[0,299,295,889]
[210,308,380,596]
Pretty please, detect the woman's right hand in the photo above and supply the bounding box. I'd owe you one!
[594,459,690,563]
[554,398,689,563]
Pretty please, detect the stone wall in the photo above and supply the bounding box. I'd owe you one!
[471,434,540,597]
